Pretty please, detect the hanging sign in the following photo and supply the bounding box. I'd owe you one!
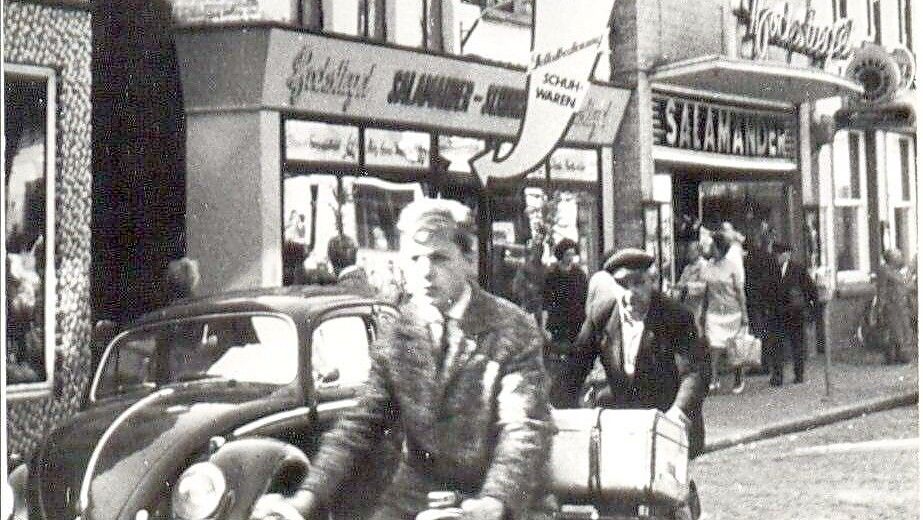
[470,0,616,185]
[285,120,359,163]
[364,129,430,168]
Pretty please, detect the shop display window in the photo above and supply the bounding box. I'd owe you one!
[487,148,601,321]
[831,130,871,278]
[4,64,57,394]
[282,171,423,301]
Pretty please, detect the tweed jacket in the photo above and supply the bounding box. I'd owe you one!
[300,285,554,518]
[575,291,709,457]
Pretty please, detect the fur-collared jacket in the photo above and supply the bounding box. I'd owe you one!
[300,286,554,518]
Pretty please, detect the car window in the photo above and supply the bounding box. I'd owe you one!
[94,314,298,399]
[311,315,372,388]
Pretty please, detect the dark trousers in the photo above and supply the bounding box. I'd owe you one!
[771,314,805,382]
[763,318,787,383]
[784,323,806,381]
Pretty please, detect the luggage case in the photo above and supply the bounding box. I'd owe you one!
[550,408,689,505]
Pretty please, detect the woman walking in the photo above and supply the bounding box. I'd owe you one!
[703,227,749,393]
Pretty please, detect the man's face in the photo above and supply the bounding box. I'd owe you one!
[778,251,792,266]
[401,233,471,313]
[614,267,656,314]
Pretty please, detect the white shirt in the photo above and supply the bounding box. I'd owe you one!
[617,293,646,376]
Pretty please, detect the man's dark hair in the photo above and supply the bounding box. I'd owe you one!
[327,234,358,273]
[553,238,579,262]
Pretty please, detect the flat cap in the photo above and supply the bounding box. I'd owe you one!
[604,248,654,274]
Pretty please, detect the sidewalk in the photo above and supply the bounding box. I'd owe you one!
[702,355,919,453]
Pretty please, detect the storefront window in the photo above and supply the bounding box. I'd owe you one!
[5,64,56,393]
[282,172,423,301]
[832,130,871,277]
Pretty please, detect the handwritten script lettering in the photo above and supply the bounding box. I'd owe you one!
[287,46,376,112]
[740,0,853,62]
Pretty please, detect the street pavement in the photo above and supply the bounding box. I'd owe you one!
[703,353,919,452]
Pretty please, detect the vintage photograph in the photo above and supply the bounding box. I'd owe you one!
[2,0,919,519]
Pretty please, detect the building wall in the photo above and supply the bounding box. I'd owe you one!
[4,0,93,462]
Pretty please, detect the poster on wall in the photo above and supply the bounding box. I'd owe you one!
[4,64,56,392]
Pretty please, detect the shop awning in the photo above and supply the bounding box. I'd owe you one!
[651,55,864,105]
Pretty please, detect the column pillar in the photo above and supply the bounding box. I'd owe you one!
[185,110,282,295]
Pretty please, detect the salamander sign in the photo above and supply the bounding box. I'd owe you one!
[652,95,797,159]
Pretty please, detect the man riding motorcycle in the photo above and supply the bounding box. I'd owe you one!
[251,199,555,520]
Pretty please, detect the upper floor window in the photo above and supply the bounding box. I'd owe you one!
[832,0,847,19]
[868,0,881,44]
[899,0,913,49]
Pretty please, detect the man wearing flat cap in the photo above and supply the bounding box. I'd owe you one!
[253,198,554,520]
[574,248,710,458]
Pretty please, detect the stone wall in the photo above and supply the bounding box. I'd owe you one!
[5,0,93,463]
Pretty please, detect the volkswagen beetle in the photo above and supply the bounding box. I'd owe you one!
[10,285,398,520]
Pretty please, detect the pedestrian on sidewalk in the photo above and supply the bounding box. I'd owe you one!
[542,237,588,408]
[327,234,375,296]
[676,241,708,335]
[745,236,785,381]
[877,248,912,365]
[703,228,749,394]
[776,243,818,383]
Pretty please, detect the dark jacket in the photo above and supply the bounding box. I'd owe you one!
[779,259,818,324]
[543,265,588,345]
[300,287,554,519]
[575,291,709,457]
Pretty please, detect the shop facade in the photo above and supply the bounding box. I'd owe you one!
[173,25,630,300]
[603,0,871,352]
[4,0,93,461]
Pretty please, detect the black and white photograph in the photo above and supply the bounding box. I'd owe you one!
[2,0,919,519]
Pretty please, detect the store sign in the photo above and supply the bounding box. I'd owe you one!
[171,0,293,24]
[285,120,358,163]
[364,129,430,169]
[256,30,630,147]
[548,148,598,183]
[470,0,615,184]
[652,95,796,159]
[737,0,853,62]
[438,136,485,173]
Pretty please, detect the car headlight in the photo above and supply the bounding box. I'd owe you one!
[172,462,227,520]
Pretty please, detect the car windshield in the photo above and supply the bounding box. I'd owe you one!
[94,313,299,399]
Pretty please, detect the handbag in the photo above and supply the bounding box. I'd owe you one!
[728,327,762,368]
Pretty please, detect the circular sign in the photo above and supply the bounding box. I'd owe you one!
[846,44,901,105]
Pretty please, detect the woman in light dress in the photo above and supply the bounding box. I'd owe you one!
[702,227,749,394]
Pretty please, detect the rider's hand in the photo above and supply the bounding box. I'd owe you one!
[251,490,315,520]
[460,496,505,520]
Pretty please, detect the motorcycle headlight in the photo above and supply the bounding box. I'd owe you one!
[172,462,227,520]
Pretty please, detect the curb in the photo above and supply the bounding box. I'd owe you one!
[703,390,919,454]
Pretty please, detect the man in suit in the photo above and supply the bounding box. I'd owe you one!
[775,243,818,384]
[574,248,710,457]
[253,198,554,520]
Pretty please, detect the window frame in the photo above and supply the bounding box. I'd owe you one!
[884,134,917,259]
[89,311,301,403]
[309,307,376,401]
[4,63,58,399]
[831,130,872,281]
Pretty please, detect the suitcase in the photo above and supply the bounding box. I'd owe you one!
[549,408,689,505]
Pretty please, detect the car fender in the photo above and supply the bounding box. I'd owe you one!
[204,437,310,520]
